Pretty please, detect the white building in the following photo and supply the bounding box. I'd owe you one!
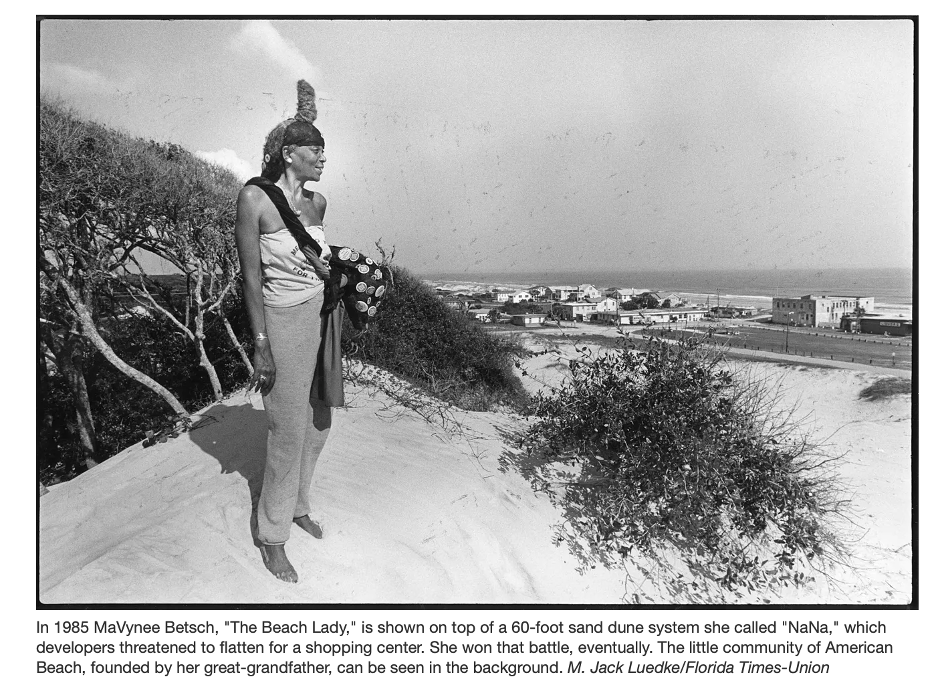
[606,287,636,301]
[576,284,603,301]
[772,295,874,327]
[594,308,708,326]
[556,302,599,321]
[510,291,533,304]
[467,309,491,322]
[657,293,684,307]
[547,285,577,301]
[510,313,547,327]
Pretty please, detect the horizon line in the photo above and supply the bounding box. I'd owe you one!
[417,266,914,276]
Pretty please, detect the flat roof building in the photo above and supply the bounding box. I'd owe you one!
[772,295,874,328]
[841,314,912,336]
[466,309,492,322]
[510,313,547,327]
[556,302,598,321]
[594,308,707,326]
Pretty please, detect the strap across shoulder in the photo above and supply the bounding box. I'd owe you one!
[246,177,323,256]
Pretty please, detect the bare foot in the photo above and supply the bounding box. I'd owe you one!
[294,515,324,539]
[259,544,298,583]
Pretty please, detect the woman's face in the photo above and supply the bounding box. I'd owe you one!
[287,144,326,181]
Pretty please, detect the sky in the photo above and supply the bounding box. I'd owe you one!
[38,18,914,275]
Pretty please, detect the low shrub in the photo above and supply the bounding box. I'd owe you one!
[345,266,527,411]
[859,377,912,401]
[520,333,847,600]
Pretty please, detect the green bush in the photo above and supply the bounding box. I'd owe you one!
[520,333,846,600]
[346,266,527,411]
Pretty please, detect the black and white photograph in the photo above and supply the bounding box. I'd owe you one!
[38,17,915,606]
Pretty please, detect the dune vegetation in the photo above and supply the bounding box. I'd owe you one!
[516,333,850,601]
[859,377,912,401]
[39,97,524,485]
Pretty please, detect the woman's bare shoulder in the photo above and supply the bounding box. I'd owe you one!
[237,185,270,224]
[305,189,325,203]
[309,191,327,213]
[238,184,267,205]
[235,186,269,237]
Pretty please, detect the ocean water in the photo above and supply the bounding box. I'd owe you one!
[422,267,913,312]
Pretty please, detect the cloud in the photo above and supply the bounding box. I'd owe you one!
[40,62,121,95]
[195,148,255,182]
[231,20,324,86]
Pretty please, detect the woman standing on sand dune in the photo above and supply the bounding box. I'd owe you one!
[234,79,336,583]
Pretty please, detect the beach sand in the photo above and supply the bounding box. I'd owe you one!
[39,334,911,605]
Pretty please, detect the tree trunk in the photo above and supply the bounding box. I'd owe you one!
[197,334,224,401]
[48,267,190,417]
[58,336,99,469]
[41,324,100,469]
[193,267,224,401]
[222,314,253,375]
[64,344,99,469]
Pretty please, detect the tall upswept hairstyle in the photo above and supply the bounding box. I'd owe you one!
[260,79,322,181]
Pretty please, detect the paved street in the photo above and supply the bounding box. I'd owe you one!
[644,321,912,371]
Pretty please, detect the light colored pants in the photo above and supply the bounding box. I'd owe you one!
[258,292,331,544]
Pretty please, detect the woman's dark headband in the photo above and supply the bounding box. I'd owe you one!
[282,120,325,149]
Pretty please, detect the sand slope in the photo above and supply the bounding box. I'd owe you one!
[40,377,633,604]
[39,355,911,605]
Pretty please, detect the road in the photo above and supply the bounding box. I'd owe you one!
[644,322,912,371]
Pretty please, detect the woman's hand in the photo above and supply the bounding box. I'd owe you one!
[302,248,332,281]
[250,341,276,396]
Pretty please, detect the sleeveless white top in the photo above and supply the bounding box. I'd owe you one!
[259,225,332,307]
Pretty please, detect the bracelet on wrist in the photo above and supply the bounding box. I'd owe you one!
[255,333,268,341]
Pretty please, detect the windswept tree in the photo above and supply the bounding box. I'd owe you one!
[114,141,246,399]
[39,98,190,471]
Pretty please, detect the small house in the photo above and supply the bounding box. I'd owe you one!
[510,313,547,327]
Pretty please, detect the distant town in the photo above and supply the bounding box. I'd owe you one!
[432,283,913,337]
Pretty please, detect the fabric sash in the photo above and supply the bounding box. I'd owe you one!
[310,301,345,408]
[246,176,344,407]
[245,176,323,256]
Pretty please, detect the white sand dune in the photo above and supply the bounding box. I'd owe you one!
[39,376,632,604]
[39,349,911,605]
